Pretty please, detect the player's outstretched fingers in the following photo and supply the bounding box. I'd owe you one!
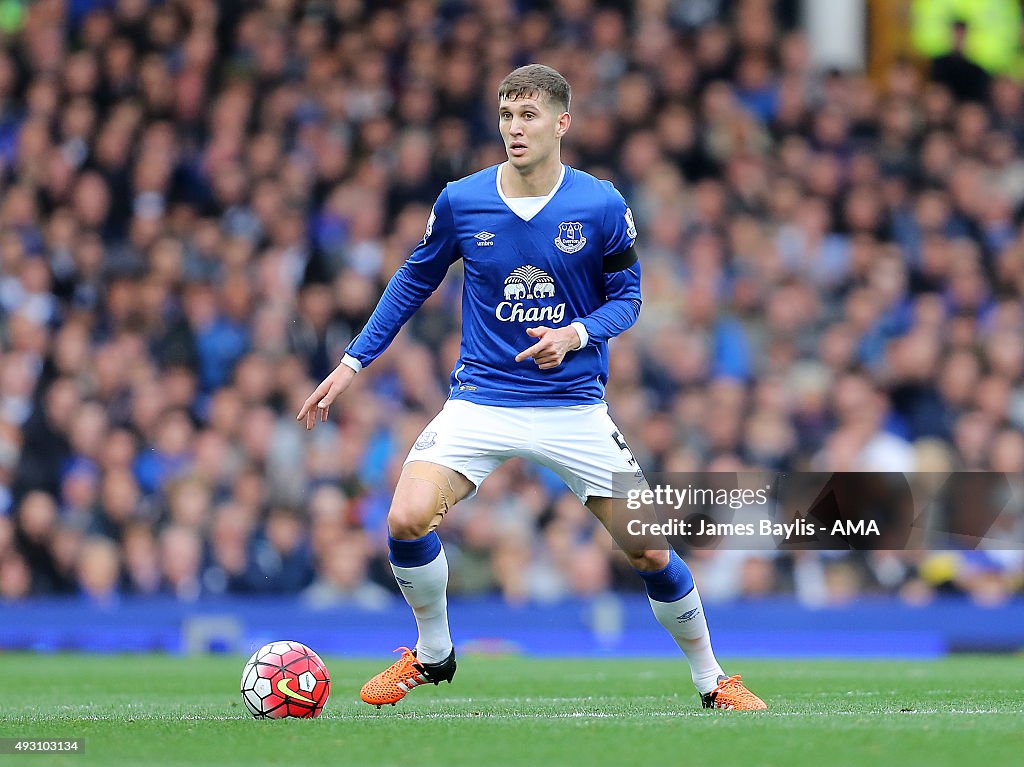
[315,383,345,426]
[298,363,357,430]
[298,380,334,430]
[515,326,552,364]
[515,342,542,363]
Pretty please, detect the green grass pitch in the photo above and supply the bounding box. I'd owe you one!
[0,654,1020,767]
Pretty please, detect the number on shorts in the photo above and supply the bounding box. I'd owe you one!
[610,430,637,467]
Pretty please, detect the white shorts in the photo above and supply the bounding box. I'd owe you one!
[404,399,645,503]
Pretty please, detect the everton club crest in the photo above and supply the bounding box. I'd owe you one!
[554,221,587,254]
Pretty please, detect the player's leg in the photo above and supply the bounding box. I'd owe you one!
[534,404,766,709]
[588,497,765,709]
[586,497,726,690]
[361,400,510,707]
[388,460,474,664]
[360,461,474,707]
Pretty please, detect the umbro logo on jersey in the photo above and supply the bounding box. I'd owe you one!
[474,231,496,246]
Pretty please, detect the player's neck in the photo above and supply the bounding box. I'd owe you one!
[500,158,563,198]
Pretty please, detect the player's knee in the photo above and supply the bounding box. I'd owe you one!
[388,474,454,539]
[387,500,436,540]
[388,463,470,539]
[625,548,670,572]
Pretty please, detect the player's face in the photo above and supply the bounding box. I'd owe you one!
[498,94,570,171]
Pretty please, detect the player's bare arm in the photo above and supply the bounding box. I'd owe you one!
[296,362,357,430]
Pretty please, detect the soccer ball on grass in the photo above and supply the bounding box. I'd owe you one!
[240,640,331,719]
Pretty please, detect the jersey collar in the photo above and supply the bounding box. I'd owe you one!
[495,162,566,222]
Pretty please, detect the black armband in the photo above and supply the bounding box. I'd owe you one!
[602,245,638,273]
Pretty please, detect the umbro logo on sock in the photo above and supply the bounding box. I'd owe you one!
[395,577,414,588]
[676,608,700,623]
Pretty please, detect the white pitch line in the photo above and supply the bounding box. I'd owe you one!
[325,707,1010,718]
[5,707,1017,724]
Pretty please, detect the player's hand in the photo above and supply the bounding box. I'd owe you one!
[296,362,358,430]
[514,326,581,370]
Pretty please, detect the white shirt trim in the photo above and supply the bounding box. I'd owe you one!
[341,353,362,373]
[570,321,589,350]
[496,163,565,222]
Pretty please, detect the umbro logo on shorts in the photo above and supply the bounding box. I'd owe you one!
[677,608,700,623]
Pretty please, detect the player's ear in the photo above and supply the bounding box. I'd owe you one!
[555,111,571,138]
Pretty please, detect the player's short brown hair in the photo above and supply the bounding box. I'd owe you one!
[498,64,571,112]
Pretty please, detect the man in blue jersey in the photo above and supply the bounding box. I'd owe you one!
[297,65,766,711]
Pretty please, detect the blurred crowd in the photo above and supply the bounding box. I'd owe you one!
[0,0,1022,611]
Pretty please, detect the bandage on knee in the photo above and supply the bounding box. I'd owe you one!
[402,463,461,532]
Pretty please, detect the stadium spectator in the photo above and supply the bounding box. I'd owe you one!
[76,534,121,607]
[930,20,992,103]
[303,533,394,610]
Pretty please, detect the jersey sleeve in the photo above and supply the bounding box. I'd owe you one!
[344,187,461,368]
[573,264,642,346]
[572,184,642,346]
[600,181,638,268]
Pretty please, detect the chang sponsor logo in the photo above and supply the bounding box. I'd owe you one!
[495,265,565,324]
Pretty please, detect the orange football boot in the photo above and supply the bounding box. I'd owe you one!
[360,646,456,708]
[700,674,767,710]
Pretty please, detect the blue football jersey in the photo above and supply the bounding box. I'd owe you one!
[345,164,641,406]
